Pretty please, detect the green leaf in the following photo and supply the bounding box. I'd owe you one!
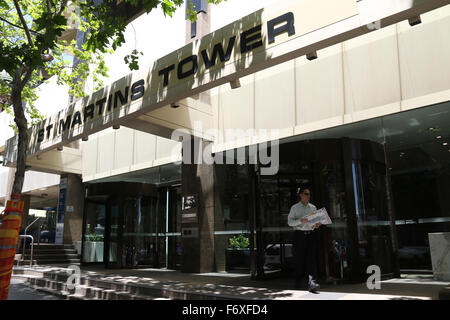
[0,0,10,10]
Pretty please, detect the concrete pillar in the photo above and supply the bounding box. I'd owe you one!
[181,137,215,273]
[181,4,214,273]
[62,173,84,245]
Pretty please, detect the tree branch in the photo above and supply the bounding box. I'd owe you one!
[12,0,33,47]
[57,0,69,16]
[0,16,41,35]
[46,0,52,12]
[20,67,33,89]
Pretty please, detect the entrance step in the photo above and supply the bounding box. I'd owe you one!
[24,244,75,250]
[23,249,78,255]
[15,244,80,266]
[12,267,170,300]
[22,253,79,259]
[20,259,81,265]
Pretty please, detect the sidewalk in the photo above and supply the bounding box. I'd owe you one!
[7,279,63,300]
[12,264,450,300]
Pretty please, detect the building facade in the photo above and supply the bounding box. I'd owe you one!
[1,0,450,283]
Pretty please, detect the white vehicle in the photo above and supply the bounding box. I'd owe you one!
[264,244,294,270]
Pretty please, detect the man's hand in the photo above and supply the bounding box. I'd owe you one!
[301,218,308,224]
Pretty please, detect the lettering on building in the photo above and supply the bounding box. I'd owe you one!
[36,79,145,143]
[158,12,295,87]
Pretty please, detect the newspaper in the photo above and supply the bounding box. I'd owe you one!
[304,208,332,230]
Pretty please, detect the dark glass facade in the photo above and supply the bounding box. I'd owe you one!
[82,175,182,269]
[81,101,450,284]
[213,138,395,283]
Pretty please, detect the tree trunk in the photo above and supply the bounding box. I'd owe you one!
[10,72,30,196]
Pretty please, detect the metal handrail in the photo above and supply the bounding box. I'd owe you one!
[17,235,34,268]
[25,217,41,235]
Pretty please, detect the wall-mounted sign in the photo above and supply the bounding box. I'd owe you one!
[182,213,198,223]
[4,0,445,164]
[181,227,199,238]
[55,177,67,244]
[182,195,197,211]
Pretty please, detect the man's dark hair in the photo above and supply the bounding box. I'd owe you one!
[297,185,311,195]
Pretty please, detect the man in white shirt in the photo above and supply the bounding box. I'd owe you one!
[288,186,321,292]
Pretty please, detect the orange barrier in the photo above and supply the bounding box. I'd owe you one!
[0,194,23,300]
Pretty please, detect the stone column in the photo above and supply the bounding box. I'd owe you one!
[181,137,215,273]
[62,173,84,245]
[180,2,214,273]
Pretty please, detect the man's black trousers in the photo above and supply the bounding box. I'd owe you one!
[293,230,318,285]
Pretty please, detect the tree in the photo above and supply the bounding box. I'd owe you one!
[0,0,225,197]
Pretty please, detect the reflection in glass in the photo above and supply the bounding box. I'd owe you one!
[214,163,251,272]
[384,102,450,270]
[83,184,183,269]
[109,204,119,263]
[83,202,105,263]
[352,161,394,275]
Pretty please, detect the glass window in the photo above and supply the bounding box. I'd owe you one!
[215,163,250,232]
[383,101,450,270]
[121,196,158,267]
[352,160,394,275]
[214,162,251,271]
[82,202,105,263]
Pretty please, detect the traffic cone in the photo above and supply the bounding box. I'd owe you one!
[0,194,23,300]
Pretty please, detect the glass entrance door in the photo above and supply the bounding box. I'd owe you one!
[259,174,312,275]
[82,200,106,263]
[167,186,182,269]
[104,185,182,269]
[107,196,160,268]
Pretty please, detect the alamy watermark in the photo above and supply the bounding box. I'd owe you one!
[366,265,381,290]
[170,121,280,175]
[66,265,81,290]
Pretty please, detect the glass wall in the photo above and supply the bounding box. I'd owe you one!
[167,186,182,270]
[120,196,157,267]
[82,180,182,269]
[213,138,394,281]
[292,101,450,272]
[352,160,394,275]
[316,161,349,281]
[83,200,106,263]
[214,160,251,272]
[384,102,450,270]
[257,141,357,281]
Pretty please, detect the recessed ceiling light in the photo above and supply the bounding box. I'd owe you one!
[443,142,448,146]
[428,127,435,131]
[436,136,442,139]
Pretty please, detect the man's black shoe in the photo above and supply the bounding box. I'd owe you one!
[308,279,320,293]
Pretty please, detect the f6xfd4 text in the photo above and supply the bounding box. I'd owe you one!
[226,305,268,315]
